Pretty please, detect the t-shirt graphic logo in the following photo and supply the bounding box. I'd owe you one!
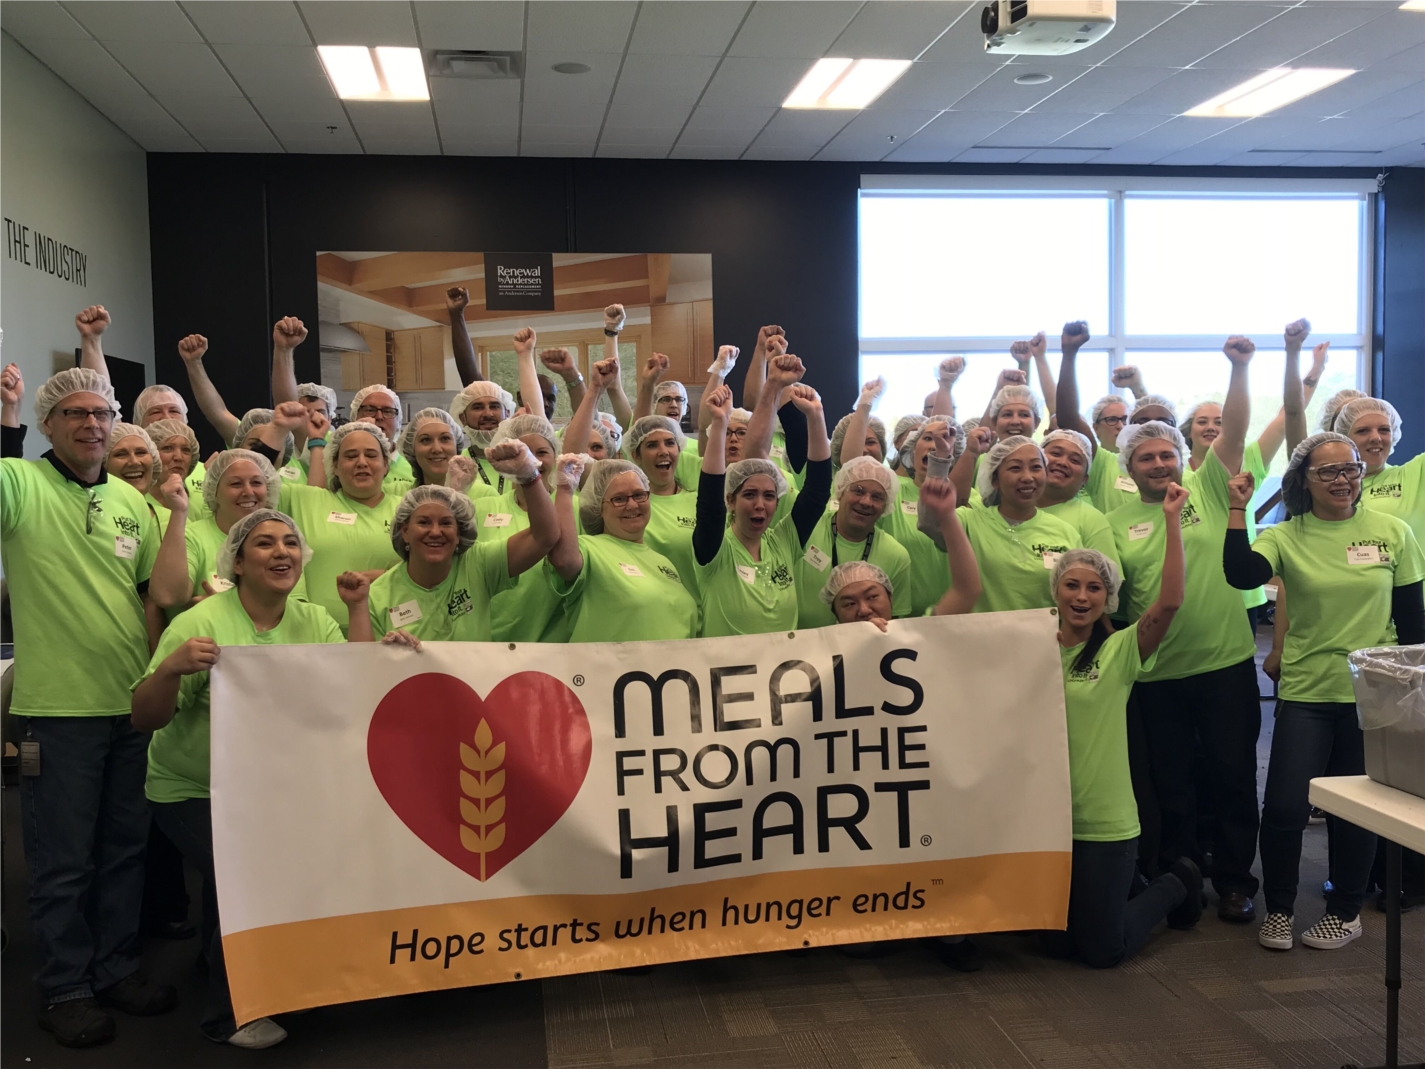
[676,515,695,529]
[1030,542,1070,557]
[1352,538,1391,564]
[1368,483,1402,500]
[1068,659,1100,683]
[1179,503,1202,528]
[657,565,681,583]
[769,564,794,590]
[112,514,141,539]
[447,588,473,617]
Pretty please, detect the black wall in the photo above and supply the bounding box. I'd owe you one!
[148,155,1420,455]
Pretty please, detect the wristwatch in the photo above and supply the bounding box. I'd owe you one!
[1302,375,1320,388]
[603,328,620,337]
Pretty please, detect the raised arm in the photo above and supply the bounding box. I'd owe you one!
[632,351,669,422]
[786,386,831,546]
[548,455,587,582]
[1136,482,1188,660]
[338,572,376,642]
[930,358,963,419]
[1054,321,1094,442]
[1214,335,1255,475]
[741,324,783,413]
[490,442,559,575]
[2,363,24,431]
[512,328,545,421]
[75,305,110,376]
[841,377,885,466]
[920,478,981,615]
[447,288,482,387]
[269,316,307,406]
[694,385,734,565]
[178,334,242,443]
[747,354,802,461]
[599,304,630,428]
[1256,337,1326,467]
[148,473,193,608]
[700,345,740,439]
[950,425,992,507]
[564,356,613,464]
[539,347,585,415]
[1029,331,1057,419]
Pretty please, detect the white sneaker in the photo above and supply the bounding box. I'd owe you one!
[1258,912,1294,950]
[1301,913,1363,950]
[227,1017,288,1049]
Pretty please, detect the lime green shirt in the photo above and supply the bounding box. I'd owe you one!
[1,459,159,716]
[1061,626,1156,841]
[1043,495,1120,576]
[1360,453,1425,550]
[473,490,571,643]
[644,490,700,598]
[384,453,415,495]
[1108,449,1255,681]
[546,534,699,642]
[184,461,212,522]
[137,589,343,803]
[676,444,701,493]
[367,540,513,642]
[796,511,912,629]
[146,494,172,537]
[1087,447,1138,516]
[960,504,1079,613]
[1251,510,1425,703]
[281,484,401,631]
[184,515,233,601]
[1189,441,1269,610]
[698,516,802,638]
[876,477,949,617]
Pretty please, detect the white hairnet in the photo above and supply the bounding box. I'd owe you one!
[231,408,294,469]
[350,384,404,432]
[324,420,393,492]
[1281,431,1360,518]
[1320,389,1365,434]
[1333,396,1402,450]
[1182,400,1222,449]
[106,422,158,481]
[296,382,338,416]
[1042,427,1093,462]
[575,413,620,458]
[579,459,648,535]
[893,414,928,447]
[961,417,980,433]
[399,407,470,481]
[989,384,1041,427]
[976,435,1043,507]
[830,413,888,472]
[729,408,752,426]
[392,484,477,560]
[133,384,188,424]
[820,561,894,607]
[900,416,965,472]
[34,368,118,436]
[1131,393,1178,424]
[216,508,312,583]
[597,412,624,452]
[834,455,896,516]
[490,413,559,454]
[1115,420,1186,475]
[201,448,282,513]
[144,418,200,476]
[449,381,515,428]
[725,458,788,504]
[653,380,688,406]
[626,414,685,458]
[1090,394,1128,425]
[1051,548,1121,615]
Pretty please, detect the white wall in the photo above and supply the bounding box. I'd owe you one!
[1,31,153,457]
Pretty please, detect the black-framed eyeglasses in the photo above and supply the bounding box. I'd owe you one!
[607,490,651,509]
[1096,415,1127,427]
[59,407,117,425]
[357,405,400,419]
[1308,462,1366,483]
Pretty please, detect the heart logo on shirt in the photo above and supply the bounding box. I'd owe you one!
[367,672,592,882]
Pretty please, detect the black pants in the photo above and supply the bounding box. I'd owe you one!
[1125,691,1160,878]
[1134,658,1262,897]
[1260,701,1375,920]
[140,822,191,933]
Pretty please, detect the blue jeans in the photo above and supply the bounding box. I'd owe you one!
[1260,701,1375,920]
[15,715,150,1001]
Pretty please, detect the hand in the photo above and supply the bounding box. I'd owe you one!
[1029,331,1047,361]
[937,357,965,385]
[1283,318,1310,350]
[512,327,536,356]
[867,617,890,634]
[306,408,331,440]
[272,401,307,432]
[1263,648,1281,683]
[965,426,995,456]
[486,440,541,483]
[164,637,218,676]
[539,347,578,381]
[555,453,589,492]
[177,334,208,364]
[919,475,959,518]
[928,421,955,458]
[75,305,110,337]
[857,376,887,409]
[446,286,470,314]
[765,333,788,359]
[1,363,24,407]
[1111,365,1141,389]
[158,472,189,515]
[1062,321,1091,351]
[765,354,805,390]
[704,384,733,424]
[1162,481,1190,517]
[1309,341,1330,378]
[382,629,423,651]
[446,455,476,494]
[1223,335,1255,365]
[755,324,784,354]
[273,316,307,350]
[590,357,620,390]
[787,384,821,417]
[335,571,372,607]
[1010,340,1032,368]
[1227,471,1255,510]
[707,345,739,377]
[995,368,1027,391]
[198,580,219,601]
[603,304,626,333]
[638,352,669,388]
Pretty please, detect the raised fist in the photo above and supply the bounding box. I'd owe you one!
[512,327,536,355]
[1111,365,1141,389]
[446,286,470,313]
[938,357,965,384]
[604,304,627,333]
[919,475,958,517]
[996,368,1028,390]
[639,353,669,386]
[158,471,189,514]
[336,571,372,607]
[446,455,476,494]
[1029,331,1047,361]
[1223,336,1255,365]
[766,354,805,389]
[273,316,307,349]
[1010,340,1032,367]
[1062,321,1091,350]
[555,453,589,492]
[1162,481,1190,516]
[704,384,733,421]
[486,439,540,483]
[1,363,24,407]
[177,334,208,364]
[1227,470,1255,509]
[539,347,577,379]
[708,345,739,377]
[858,376,887,409]
[306,407,331,440]
[273,401,307,431]
[966,425,995,456]
[765,333,789,359]
[591,357,620,389]
[787,384,821,416]
[1310,341,1330,376]
[76,305,110,337]
[1283,318,1310,349]
[756,325,785,350]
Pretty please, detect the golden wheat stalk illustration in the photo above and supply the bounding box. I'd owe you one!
[459,718,506,881]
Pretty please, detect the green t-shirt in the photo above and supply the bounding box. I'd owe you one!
[466,454,515,498]
[1252,509,1425,703]
[184,461,212,522]
[960,504,1079,613]
[1043,495,1120,576]
[137,589,343,803]
[1360,453,1425,550]
[472,490,570,643]
[1061,626,1156,841]
[546,534,699,642]
[1108,449,1256,681]
[796,511,912,629]
[1,459,158,716]
[367,540,513,642]
[1188,441,1268,610]
[385,453,415,495]
[184,514,233,601]
[876,477,950,617]
[281,484,402,631]
[644,490,700,598]
[147,494,172,537]
[770,427,803,489]
[675,445,701,494]
[1087,447,1138,516]
[698,516,802,638]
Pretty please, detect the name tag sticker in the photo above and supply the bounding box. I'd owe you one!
[388,600,423,627]
[736,564,758,584]
[327,511,357,526]
[483,513,512,528]
[1128,521,1154,541]
[618,562,644,578]
[900,501,918,516]
[1042,551,1063,570]
[208,575,235,593]
[803,544,831,572]
[770,446,785,460]
[280,466,301,480]
[114,535,137,559]
[1348,545,1382,565]
[1115,476,1137,493]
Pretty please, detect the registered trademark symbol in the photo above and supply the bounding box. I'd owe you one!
[920,834,932,847]
[572,675,585,687]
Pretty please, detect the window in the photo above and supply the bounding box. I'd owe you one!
[859,177,1372,461]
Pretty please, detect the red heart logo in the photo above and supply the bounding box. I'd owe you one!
[367,672,592,882]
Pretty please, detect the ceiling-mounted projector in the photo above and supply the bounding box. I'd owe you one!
[982,0,1116,55]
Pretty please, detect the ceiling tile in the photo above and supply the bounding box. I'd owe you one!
[523,52,621,102]
[523,101,608,127]
[1105,2,1283,68]
[1028,66,1178,114]
[1345,82,1425,122]
[141,134,204,152]
[814,108,940,160]
[883,109,1018,160]
[184,2,310,45]
[682,105,776,132]
[1377,143,1425,166]
[1251,70,1422,120]
[597,128,679,149]
[526,1,636,53]
[872,60,994,112]
[364,138,442,155]
[951,64,1092,112]
[953,147,1032,163]
[1193,4,1389,70]
[413,1,525,51]
[1091,115,1226,162]
[1373,42,1425,73]
[828,2,971,60]
[267,119,357,140]
[12,37,163,120]
[976,111,1100,148]
[1151,116,1326,165]
[63,1,201,42]
[104,40,244,98]
[197,134,283,153]
[1219,151,1308,167]
[1114,67,1271,116]
[627,1,748,55]
[669,143,743,159]
[741,144,817,160]
[1255,116,1370,151]
[520,142,594,157]
[163,95,270,135]
[442,140,520,156]
[297,1,417,46]
[1051,112,1170,149]
[745,109,852,153]
[1020,148,1104,164]
[696,56,801,108]
[604,103,693,130]
[596,143,670,158]
[245,91,348,124]
[440,118,521,140]
[519,124,599,147]
[0,1,90,40]
[209,43,329,91]
[282,137,365,154]
[111,114,194,143]
[673,127,760,150]
[726,1,861,59]
[1294,9,1425,68]
[345,103,438,134]
[612,53,718,107]
[1324,114,1425,153]
[430,75,522,121]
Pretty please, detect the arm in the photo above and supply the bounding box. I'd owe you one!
[486,442,559,575]
[148,474,192,608]
[694,386,732,565]
[142,595,165,653]
[75,306,110,376]
[512,328,544,421]
[255,401,305,457]
[700,345,741,440]
[950,426,991,506]
[631,352,668,422]
[539,348,586,415]
[1136,482,1188,660]
[1264,579,1286,683]
[920,478,981,615]
[747,355,802,461]
[841,377,885,466]
[269,317,306,406]
[178,335,242,444]
[1260,338,1328,465]
[1054,322,1094,442]
[547,461,584,583]
[1222,472,1275,588]
[338,572,376,642]
[786,387,830,546]
[131,638,217,732]
[600,304,631,430]
[779,399,808,473]
[1213,336,1255,475]
[1391,581,1425,646]
[741,325,782,413]
[1269,318,1310,466]
[447,288,483,387]
[1029,332,1057,419]
[2,363,24,432]
[931,358,963,419]
[564,358,612,466]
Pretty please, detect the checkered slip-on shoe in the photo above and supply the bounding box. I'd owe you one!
[1300,913,1362,950]
[1258,912,1294,950]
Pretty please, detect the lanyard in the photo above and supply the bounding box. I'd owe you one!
[830,519,873,569]
[472,453,506,495]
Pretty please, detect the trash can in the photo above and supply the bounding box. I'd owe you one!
[1348,645,1425,799]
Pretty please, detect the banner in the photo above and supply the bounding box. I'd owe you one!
[482,251,555,310]
[211,610,1071,1025]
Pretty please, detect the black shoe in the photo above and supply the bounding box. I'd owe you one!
[1375,891,1425,914]
[1217,892,1256,924]
[38,997,115,1048]
[1308,806,1326,825]
[1167,857,1205,930]
[935,937,982,973]
[96,970,177,1016]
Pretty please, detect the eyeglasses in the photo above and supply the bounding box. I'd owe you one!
[1308,462,1366,483]
[607,490,651,509]
[1096,415,1127,427]
[59,407,116,424]
[357,405,400,419]
[728,428,748,440]
[845,485,887,504]
[85,489,102,534]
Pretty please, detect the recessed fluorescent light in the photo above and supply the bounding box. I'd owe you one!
[783,58,911,109]
[1184,68,1354,118]
[1400,0,1425,11]
[319,45,429,101]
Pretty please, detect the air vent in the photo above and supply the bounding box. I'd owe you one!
[429,50,523,80]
